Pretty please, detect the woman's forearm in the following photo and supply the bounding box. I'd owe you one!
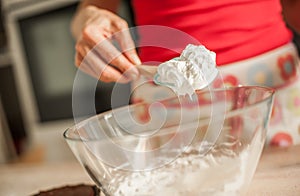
[78,0,120,13]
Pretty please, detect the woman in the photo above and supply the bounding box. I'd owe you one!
[71,0,300,146]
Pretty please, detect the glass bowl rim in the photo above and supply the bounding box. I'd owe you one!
[63,85,275,141]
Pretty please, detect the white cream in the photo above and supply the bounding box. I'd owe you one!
[156,44,218,96]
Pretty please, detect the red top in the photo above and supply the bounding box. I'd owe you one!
[131,0,293,66]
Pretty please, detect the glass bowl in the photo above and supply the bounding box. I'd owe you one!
[64,86,274,195]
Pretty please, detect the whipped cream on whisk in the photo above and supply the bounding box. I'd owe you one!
[155,44,218,96]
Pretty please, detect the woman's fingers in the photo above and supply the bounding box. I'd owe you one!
[85,47,131,83]
[94,38,139,79]
[83,13,140,73]
[82,24,139,78]
[74,7,141,83]
[75,39,130,83]
[75,52,97,78]
[113,28,141,66]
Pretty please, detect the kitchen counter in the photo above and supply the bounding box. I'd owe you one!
[0,145,299,196]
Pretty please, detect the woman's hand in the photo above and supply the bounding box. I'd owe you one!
[71,5,141,83]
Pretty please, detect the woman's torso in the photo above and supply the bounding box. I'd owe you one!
[131,0,293,66]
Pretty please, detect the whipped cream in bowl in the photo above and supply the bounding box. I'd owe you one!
[154,44,218,96]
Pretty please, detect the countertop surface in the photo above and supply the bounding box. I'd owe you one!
[0,145,299,196]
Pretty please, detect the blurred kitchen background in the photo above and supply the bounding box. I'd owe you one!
[0,0,134,163]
